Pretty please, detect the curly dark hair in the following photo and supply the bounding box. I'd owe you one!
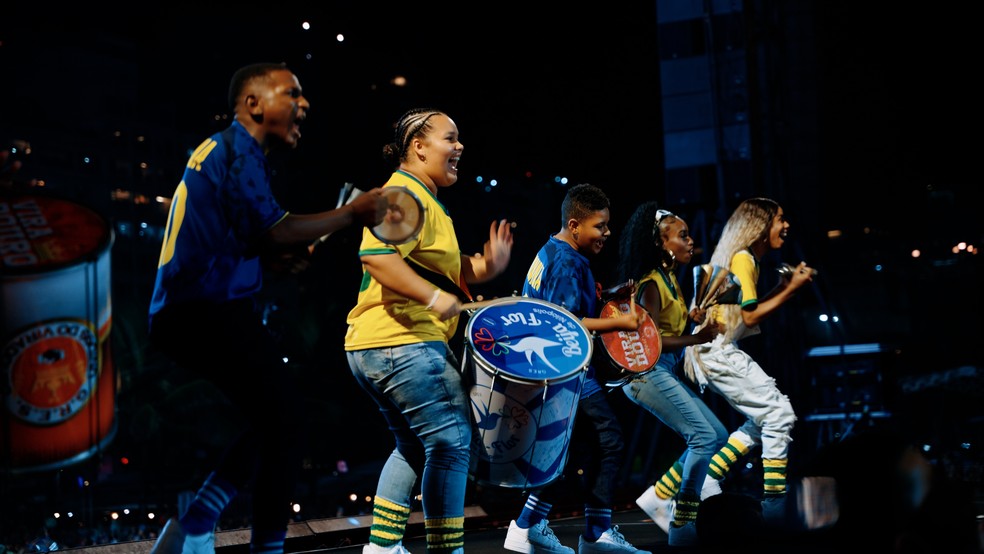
[615,201,668,285]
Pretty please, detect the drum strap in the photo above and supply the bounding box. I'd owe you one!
[406,257,472,302]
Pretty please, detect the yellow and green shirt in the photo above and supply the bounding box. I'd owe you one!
[344,170,463,350]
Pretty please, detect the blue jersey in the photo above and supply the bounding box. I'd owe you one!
[523,235,603,397]
[148,121,287,322]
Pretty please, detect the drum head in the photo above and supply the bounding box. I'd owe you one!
[465,297,592,383]
[595,299,661,382]
[370,186,424,245]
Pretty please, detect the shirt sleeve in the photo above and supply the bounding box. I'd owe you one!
[730,251,759,309]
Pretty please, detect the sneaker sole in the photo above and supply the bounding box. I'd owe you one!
[503,536,533,554]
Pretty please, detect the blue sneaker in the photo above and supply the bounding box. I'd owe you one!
[667,521,697,547]
[761,495,788,527]
[578,526,651,554]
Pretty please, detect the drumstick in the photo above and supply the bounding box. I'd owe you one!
[460,298,522,311]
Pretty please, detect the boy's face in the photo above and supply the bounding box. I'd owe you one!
[571,208,611,256]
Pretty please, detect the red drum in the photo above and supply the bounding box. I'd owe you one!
[0,195,116,472]
[592,299,662,388]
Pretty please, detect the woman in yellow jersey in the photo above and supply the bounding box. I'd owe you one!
[615,202,725,547]
[344,108,514,554]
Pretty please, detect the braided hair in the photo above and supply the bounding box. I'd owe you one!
[382,108,445,168]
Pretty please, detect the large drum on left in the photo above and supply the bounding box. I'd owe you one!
[462,297,592,489]
[0,194,116,472]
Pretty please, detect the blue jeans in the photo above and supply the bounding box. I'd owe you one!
[622,350,728,496]
[347,341,472,521]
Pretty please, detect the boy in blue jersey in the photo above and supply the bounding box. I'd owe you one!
[148,62,384,554]
[504,183,651,554]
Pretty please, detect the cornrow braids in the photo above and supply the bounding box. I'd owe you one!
[387,108,444,164]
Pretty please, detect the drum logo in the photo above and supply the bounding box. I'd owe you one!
[3,320,98,426]
[471,398,532,458]
[613,330,651,369]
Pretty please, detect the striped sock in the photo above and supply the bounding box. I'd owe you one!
[763,458,788,496]
[180,472,236,535]
[655,461,684,500]
[425,516,464,554]
[672,492,699,525]
[708,436,752,480]
[250,529,286,554]
[515,495,552,528]
[367,496,411,548]
[584,506,612,542]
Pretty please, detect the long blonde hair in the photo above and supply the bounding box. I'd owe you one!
[684,198,779,382]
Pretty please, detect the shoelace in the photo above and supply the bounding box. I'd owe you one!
[537,522,563,544]
[607,525,630,545]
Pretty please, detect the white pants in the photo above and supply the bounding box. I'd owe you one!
[692,335,797,460]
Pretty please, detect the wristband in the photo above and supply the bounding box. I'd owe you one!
[425,289,442,310]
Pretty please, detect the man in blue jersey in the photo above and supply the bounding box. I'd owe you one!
[148,62,384,554]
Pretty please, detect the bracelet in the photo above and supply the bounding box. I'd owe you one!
[425,289,442,310]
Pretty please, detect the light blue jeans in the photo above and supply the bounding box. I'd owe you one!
[347,341,472,523]
[622,350,728,496]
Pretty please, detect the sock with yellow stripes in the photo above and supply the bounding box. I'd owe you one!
[367,496,411,549]
[762,458,788,497]
[425,516,464,554]
[655,460,684,500]
[671,492,700,525]
[708,435,752,480]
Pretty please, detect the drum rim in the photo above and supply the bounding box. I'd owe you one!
[370,185,425,245]
[0,194,113,277]
[465,296,592,382]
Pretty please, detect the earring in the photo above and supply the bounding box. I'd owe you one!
[660,248,675,270]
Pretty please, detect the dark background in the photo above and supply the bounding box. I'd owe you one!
[1,2,981,549]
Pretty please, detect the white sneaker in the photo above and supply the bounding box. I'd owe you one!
[634,486,673,534]
[363,542,411,554]
[505,520,574,554]
[578,526,651,554]
[701,474,723,499]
